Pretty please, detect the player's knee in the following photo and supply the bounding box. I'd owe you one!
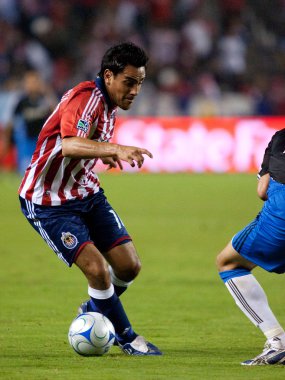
[108,242,142,281]
[216,244,244,272]
[85,260,110,284]
[216,244,234,271]
[216,252,226,271]
[76,244,112,287]
[128,259,141,280]
[116,258,141,282]
[78,256,110,288]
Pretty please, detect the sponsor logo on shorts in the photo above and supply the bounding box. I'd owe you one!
[77,119,89,133]
[61,232,78,249]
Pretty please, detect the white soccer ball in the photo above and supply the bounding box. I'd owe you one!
[68,312,115,356]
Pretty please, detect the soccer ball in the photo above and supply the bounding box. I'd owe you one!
[68,312,115,356]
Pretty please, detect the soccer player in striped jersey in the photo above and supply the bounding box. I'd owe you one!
[217,129,285,365]
[18,42,162,356]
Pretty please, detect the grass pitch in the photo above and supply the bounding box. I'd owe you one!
[0,172,284,380]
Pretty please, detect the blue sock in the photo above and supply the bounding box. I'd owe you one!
[113,285,127,297]
[219,268,251,283]
[90,293,137,344]
[89,299,100,312]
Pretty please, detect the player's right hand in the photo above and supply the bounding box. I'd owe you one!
[116,145,153,168]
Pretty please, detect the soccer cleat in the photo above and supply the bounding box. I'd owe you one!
[77,300,91,315]
[118,335,162,356]
[78,300,102,314]
[241,340,285,365]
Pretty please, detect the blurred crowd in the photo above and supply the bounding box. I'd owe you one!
[1,0,285,117]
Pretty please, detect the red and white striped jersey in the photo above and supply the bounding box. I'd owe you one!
[18,78,117,205]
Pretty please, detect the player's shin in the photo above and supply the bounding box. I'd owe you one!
[88,284,137,344]
[219,269,285,346]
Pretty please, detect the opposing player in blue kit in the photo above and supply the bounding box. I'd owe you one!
[18,42,162,356]
[217,128,285,365]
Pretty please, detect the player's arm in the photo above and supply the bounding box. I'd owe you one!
[62,136,152,168]
[257,173,270,201]
[61,95,152,168]
[256,137,272,201]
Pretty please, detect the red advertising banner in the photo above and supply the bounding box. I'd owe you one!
[95,116,284,173]
[1,117,284,173]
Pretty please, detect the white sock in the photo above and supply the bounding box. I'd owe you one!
[88,284,114,299]
[108,265,133,288]
[225,274,285,346]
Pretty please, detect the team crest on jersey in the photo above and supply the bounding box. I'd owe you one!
[61,232,78,249]
[77,119,89,133]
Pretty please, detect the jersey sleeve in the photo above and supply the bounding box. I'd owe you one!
[258,137,273,177]
[60,90,99,139]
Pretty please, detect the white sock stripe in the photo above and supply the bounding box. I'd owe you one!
[108,266,133,287]
[88,284,114,299]
[228,279,263,324]
[227,279,263,324]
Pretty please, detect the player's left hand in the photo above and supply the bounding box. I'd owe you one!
[101,156,123,170]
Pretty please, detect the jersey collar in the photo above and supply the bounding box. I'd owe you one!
[95,76,116,110]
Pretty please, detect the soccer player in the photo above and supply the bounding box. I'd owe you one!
[217,128,285,365]
[18,42,162,356]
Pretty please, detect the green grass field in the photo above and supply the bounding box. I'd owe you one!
[1,172,284,380]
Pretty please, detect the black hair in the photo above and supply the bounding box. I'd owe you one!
[98,42,149,78]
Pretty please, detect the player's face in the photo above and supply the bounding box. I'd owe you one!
[104,65,146,110]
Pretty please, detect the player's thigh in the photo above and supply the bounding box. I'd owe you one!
[85,191,141,280]
[20,197,92,267]
[216,240,256,271]
[104,242,141,282]
[86,192,132,255]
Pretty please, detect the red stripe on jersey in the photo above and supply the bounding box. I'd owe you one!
[108,236,132,251]
[76,89,102,138]
[74,241,94,262]
[42,150,66,205]
[56,158,86,201]
[26,144,59,202]
[68,160,98,200]
[19,133,60,200]
[18,103,61,199]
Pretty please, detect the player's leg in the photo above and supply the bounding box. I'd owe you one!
[75,243,162,355]
[86,189,140,297]
[81,190,162,355]
[75,243,111,289]
[217,241,285,365]
[103,242,161,354]
[104,241,141,296]
[75,244,136,340]
[20,196,161,355]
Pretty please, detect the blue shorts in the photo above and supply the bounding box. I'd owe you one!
[19,189,131,267]
[232,179,285,274]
